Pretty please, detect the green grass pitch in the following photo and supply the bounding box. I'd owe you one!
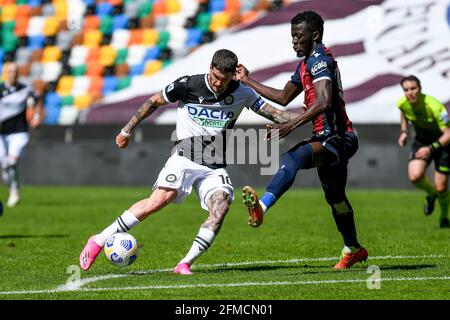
[0,186,449,300]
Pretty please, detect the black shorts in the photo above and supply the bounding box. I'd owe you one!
[312,131,359,166]
[410,140,450,175]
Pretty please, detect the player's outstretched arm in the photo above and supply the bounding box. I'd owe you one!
[116,91,167,148]
[256,103,303,124]
[398,112,408,147]
[236,64,301,106]
[266,79,332,141]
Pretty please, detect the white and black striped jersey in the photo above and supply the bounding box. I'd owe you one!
[162,74,265,168]
[0,82,36,134]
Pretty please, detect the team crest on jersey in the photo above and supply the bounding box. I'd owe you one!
[224,95,234,105]
[165,174,177,182]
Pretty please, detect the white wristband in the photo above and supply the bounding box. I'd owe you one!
[120,129,132,138]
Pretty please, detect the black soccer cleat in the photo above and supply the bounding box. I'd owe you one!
[424,194,437,216]
[439,218,450,228]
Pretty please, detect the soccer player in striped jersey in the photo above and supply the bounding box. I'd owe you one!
[79,49,300,274]
[237,11,368,269]
[0,62,42,208]
[397,75,450,228]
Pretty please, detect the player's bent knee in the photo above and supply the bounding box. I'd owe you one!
[435,184,447,194]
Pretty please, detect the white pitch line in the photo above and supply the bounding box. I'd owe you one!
[0,254,447,295]
[1,276,450,295]
[66,254,448,290]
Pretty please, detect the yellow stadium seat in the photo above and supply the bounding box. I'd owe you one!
[54,2,68,20]
[99,45,116,67]
[210,12,230,33]
[41,46,62,63]
[56,75,75,96]
[83,30,102,48]
[144,60,163,76]
[1,4,16,22]
[166,0,181,14]
[141,29,159,46]
[74,94,93,110]
[43,16,61,37]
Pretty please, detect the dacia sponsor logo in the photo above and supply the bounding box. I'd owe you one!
[193,117,228,128]
[188,106,234,120]
[311,61,327,76]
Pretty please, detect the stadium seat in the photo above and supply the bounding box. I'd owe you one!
[144,60,162,76]
[42,61,62,82]
[99,45,116,67]
[68,45,89,67]
[167,27,188,50]
[129,63,145,76]
[44,92,61,108]
[114,63,130,77]
[143,46,161,61]
[28,0,42,8]
[14,17,30,38]
[141,29,159,46]
[89,75,104,95]
[2,33,18,52]
[71,64,87,76]
[124,1,139,18]
[100,15,113,35]
[41,3,55,16]
[152,0,167,16]
[117,76,131,90]
[240,0,258,12]
[15,47,32,66]
[60,95,75,107]
[196,12,212,32]
[58,105,79,125]
[185,28,202,48]
[18,63,31,77]
[83,15,100,31]
[128,29,143,45]
[41,46,62,63]
[56,75,75,96]
[16,5,31,19]
[0,49,5,63]
[43,105,61,125]
[96,2,113,16]
[126,45,146,65]
[29,63,44,81]
[27,16,46,36]
[86,47,100,63]
[1,4,16,22]
[30,49,43,63]
[72,76,91,96]
[111,29,130,49]
[86,61,104,76]
[102,76,118,95]
[83,30,103,48]
[138,1,152,18]
[74,94,93,110]
[225,0,240,13]
[210,12,230,32]
[209,0,225,13]
[157,30,170,49]
[56,29,75,51]
[154,15,169,30]
[112,14,129,31]
[114,48,128,64]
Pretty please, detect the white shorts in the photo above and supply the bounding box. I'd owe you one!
[153,154,234,211]
[0,132,30,161]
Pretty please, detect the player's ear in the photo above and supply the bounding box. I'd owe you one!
[312,31,321,42]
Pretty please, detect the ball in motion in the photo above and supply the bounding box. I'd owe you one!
[104,233,139,267]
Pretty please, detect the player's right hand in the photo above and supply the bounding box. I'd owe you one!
[236,64,249,82]
[398,132,407,147]
[116,133,129,148]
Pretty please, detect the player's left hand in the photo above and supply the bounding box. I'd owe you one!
[415,146,431,160]
[265,122,294,141]
[116,133,129,148]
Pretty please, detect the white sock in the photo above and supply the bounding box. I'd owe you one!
[180,228,216,265]
[343,246,359,254]
[95,210,140,246]
[259,200,267,214]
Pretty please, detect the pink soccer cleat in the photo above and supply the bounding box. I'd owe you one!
[173,263,193,275]
[79,235,103,270]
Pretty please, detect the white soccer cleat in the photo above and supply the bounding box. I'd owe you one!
[7,189,20,207]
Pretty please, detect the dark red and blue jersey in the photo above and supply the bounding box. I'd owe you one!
[290,44,353,136]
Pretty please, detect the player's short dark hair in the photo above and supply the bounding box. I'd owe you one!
[211,49,238,73]
[291,11,324,37]
[400,75,421,89]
